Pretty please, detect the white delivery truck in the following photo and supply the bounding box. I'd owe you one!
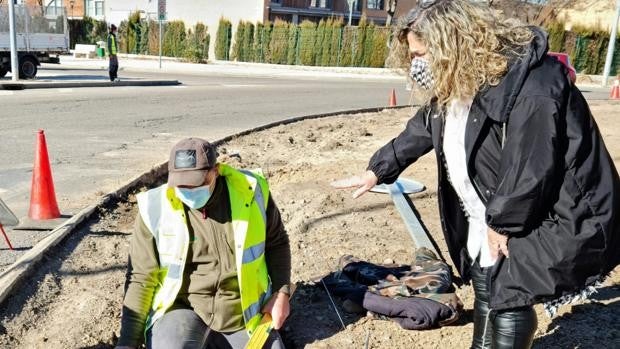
[0,4,69,79]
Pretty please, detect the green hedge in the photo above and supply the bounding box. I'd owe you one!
[298,20,317,66]
[68,16,107,49]
[254,21,272,63]
[71,13,393,67]
[231,20,245,61]
[184,23,210,63]
[161,21,186,57]
[231,21,255,62]
[286,24,299,65]
[368,26,389,68]
[545,21,620,75]
[269,20,290,64]
[215,17,232,60]
[329,19,344,66]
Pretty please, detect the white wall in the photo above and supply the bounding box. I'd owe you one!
[105,0,265,59]
[105,0,156,27]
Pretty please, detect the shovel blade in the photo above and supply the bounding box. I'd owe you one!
[370,178,425,195]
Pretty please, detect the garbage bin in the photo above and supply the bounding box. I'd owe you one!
[96,40,106,58]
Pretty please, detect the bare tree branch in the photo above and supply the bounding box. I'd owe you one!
[386,0,397,26]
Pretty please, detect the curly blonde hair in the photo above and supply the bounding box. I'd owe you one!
[387,0,534,106]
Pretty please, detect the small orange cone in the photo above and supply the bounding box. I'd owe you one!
[610,78,620,100]
[28,130,60,220]
[388,88,397,107]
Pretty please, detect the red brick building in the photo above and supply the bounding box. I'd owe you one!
[20,0,87,19]
[265,0,418,25]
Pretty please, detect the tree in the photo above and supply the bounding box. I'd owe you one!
[386,0,397,26]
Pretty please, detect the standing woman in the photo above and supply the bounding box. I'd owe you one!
[333,1,620,348]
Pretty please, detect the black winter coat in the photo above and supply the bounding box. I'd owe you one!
[368,28,620,310]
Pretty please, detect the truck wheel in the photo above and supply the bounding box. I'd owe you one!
[0,67,7,78]
[19,56,38,79]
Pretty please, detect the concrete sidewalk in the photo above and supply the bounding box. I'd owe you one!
[58,54,405,81]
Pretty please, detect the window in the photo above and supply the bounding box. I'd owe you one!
[86,0,105,17]
[311,0,331,8]
[367,0,384,10]
[45,0,63,16]
[344,0,361,11]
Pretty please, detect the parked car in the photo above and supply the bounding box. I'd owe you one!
[548,52,577,84]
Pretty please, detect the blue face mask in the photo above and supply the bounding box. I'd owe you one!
[175,185,212,209]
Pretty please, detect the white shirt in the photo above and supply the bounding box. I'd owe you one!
[442,99,496,267]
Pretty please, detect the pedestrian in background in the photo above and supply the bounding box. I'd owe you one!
[108,24,119,82]
[333,1,620,348]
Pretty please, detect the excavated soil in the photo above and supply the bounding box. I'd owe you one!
[0,104,619,349]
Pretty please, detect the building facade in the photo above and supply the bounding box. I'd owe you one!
[266,0,417,25]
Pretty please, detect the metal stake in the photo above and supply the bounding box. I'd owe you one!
[370,178,440,257]
[321,279,346,330]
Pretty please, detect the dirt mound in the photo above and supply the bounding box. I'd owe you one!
[0,106,618,348]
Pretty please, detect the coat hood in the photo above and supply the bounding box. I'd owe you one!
[477,27,549,122]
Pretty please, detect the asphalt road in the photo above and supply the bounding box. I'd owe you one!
[0,64,612,269]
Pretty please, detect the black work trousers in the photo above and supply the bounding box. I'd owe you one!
[470,261,537,349]
[109,55,118,81]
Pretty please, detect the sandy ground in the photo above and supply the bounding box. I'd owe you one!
[0,103,619,349]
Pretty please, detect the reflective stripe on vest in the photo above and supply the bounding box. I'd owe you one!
[136,164,271,336]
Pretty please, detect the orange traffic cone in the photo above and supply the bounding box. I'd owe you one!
[610,78,620,100]
[28,130,60,220]
[388,88,397,107]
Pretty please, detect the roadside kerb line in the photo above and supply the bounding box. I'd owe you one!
[0,104,410,306]
[0,80,181,90]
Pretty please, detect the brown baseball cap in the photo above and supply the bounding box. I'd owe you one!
[168,137,218,187]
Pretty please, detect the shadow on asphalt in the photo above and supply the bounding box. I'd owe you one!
[36,75,142,82]
[42,66,105,71]
[0,247,30,252]
[37,74,109,81]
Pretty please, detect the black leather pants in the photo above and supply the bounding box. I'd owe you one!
[470,261,537,349]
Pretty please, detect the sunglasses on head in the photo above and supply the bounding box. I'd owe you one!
[419,0,438,8]
[406,0,445,26]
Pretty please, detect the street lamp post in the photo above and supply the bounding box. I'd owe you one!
[8,0,19,81]
[602,0,620,86]
[347,0,356,26]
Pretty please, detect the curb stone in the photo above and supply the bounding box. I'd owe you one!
[0,79,181,90]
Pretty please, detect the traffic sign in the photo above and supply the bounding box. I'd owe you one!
[158,0,166,21]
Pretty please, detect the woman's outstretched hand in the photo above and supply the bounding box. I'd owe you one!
[330,170,379,199]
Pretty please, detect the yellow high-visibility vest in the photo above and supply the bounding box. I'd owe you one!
[108,34,117,55]
[136,163,271,336]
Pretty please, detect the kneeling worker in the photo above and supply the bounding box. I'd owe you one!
[116,137,291,349]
